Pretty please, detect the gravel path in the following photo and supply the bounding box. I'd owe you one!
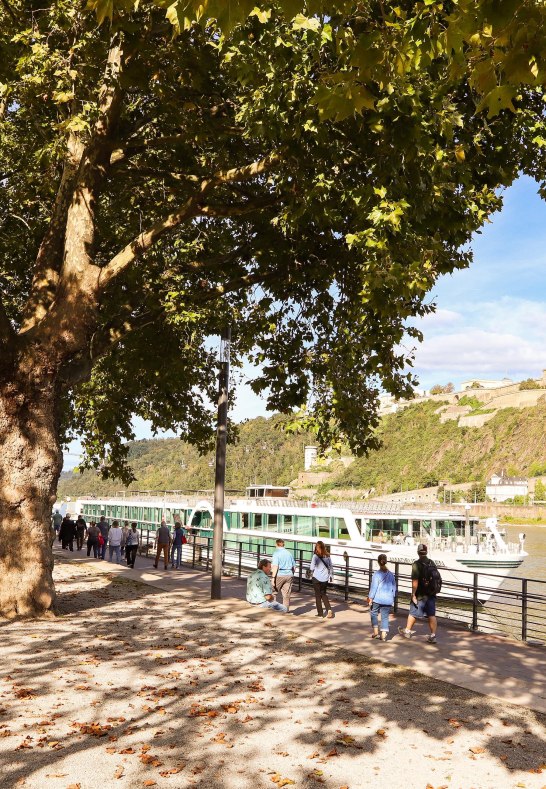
[0,560,544,789]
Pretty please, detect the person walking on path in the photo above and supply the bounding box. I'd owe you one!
[108,520,123,564]
[271,538,296,612]
[154,519,171,570]
[52,510,63,537]
[86,521,100,558]
[98,516,109,560]
[125,523,139,568]
[171,522,186,569]
[120,521,130,557]
[398,543,440,644]
[75,513,87,551]
[59,514,76,551]
[368,553,397,641]
[310,541,334,619]
[246,559,287,612]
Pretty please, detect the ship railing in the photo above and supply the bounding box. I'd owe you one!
[176,528,545,645]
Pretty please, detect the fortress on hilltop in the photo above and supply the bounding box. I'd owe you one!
[379,370,546,428]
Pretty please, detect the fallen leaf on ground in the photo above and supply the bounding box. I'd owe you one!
[14,688,35,700]
[376,729,386,737]
[469,746,485,754]
[114,766,124,779]
[336,734,356,746]
[270,776,295,787]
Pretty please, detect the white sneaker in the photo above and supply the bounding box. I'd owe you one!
[426,634,437,644]
[398,626,414,639]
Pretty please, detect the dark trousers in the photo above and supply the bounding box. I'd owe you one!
[126,545,138,568]
[76,532,85,550]
[62,538,73,551]
[312,577,331,616]
[100,541,107,560]
[87,539,98,558]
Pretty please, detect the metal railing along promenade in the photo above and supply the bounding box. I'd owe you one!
[135,528,546,645]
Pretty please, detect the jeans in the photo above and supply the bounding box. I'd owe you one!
[100,541,107,560]
[410,595,436,618]
[259,600,288,613]
[171,544,182,568]
[370,602,392,632]
[109,544,121,564]
[87,539,98,558]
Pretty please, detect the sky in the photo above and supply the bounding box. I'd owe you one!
[409,174,546,391]
[63,174,546,469]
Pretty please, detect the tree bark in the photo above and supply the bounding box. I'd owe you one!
[0,364,62,618]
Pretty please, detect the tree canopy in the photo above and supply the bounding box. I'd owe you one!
[1,0,546,484]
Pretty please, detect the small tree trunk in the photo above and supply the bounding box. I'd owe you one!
[0,373,62,618]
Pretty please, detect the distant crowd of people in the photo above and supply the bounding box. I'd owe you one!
[51,511,187,570]
[246,539,441,643]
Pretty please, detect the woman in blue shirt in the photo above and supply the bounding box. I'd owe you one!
[310,541,334,619]
[367,553,397,641]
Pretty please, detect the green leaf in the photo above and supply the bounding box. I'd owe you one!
[475,85,517,117]
[249,7,272,23]
[292,13,320,32]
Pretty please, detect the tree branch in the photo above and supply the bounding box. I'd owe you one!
[60,308,161,387]
[0,0,19,23]
[99,152,280,291]
[199,195,279,218]
[19,135,85,333]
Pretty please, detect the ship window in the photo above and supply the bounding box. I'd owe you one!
[316,517,331,539]
[281,515,293,533]
[294,515,314,537]
[333,517,350,539]
[253,513,262,529]
[267,513,278,528]
[437,519,457,537]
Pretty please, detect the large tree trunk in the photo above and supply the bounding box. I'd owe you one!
[0,368,62,618]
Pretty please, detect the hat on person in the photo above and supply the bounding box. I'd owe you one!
[417,543,428,555]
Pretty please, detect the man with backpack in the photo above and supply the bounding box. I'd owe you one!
[398,543,441,644]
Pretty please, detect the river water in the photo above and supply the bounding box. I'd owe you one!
[503,524,546,582]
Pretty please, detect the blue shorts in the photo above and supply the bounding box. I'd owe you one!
[410,596,436,618]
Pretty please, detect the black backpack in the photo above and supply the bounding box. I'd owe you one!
[420,559,442,596]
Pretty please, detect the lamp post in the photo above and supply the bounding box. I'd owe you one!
[211,326,231,600]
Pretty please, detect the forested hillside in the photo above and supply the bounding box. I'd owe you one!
[58,400,546,500]
[58,415,313,498]
[330,400,546,494]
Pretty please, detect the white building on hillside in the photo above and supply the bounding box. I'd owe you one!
[486,472,528,502]
[461,378,513,391]
[304,445,318,471]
